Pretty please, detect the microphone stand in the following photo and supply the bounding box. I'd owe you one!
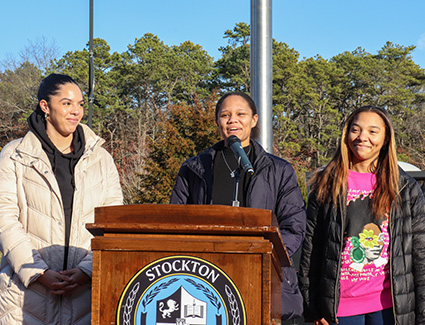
[231,167,241,207]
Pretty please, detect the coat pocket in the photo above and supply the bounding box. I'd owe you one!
[0,263,25,316]
[0,263,17,292]
[281,265,304,320]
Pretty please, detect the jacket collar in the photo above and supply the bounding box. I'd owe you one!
[80,124,105,158]
[186,139,272,181]
[12,124,104,166]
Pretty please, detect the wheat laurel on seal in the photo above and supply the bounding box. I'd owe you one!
[225,284,240,325]
[123,282,140,325]
[141,278,180,310]
[184,278,222,311]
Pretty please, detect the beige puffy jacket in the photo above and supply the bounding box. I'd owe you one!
[0,124,123,324]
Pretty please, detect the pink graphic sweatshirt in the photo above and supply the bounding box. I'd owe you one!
[337,170,392,317]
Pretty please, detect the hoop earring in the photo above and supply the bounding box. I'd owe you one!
[45,113,50,121]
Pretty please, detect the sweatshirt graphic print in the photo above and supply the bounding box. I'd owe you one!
[337,170,392,317]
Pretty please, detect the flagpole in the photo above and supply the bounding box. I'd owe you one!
[88,0,94,129]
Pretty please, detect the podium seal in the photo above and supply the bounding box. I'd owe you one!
[116,255,246,325]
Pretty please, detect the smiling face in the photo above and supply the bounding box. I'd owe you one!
[39,82,84,140]
[347,111,387,172]
[216,95,258,147]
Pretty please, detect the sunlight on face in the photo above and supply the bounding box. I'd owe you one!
[41,83,84,139]
[348,112,386,172]
[216,95,258,147]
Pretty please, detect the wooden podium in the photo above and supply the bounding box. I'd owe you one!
[87,204,290,325]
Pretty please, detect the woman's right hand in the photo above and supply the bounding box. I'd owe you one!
[314,319,329,325]
[37,269,76,295]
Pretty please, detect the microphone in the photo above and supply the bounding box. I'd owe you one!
[227,135,254,175]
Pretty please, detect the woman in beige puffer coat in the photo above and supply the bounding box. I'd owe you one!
[0,74,123,324]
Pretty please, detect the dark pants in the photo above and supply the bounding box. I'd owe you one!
[333,308,394,325]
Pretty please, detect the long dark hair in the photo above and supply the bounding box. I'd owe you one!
[310,106,399,218]
[35,73,79,115]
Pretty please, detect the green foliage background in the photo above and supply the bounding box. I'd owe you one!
[1,22,424,204]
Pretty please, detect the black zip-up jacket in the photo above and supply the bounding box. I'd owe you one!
[170,140,306,256]
[170,140,307,319]
[299,169,425,324]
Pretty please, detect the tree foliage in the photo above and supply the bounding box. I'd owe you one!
[136,94,220,204]
[0,62,41,146]
[214,22,251,92]
[1,23,424,203]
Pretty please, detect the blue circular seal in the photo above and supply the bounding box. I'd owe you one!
[116,255,246,325]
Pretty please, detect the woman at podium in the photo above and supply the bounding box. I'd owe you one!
[0,73,123,324]
[170,91,306,320]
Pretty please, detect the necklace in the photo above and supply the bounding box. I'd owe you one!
[221,146,252,177]
[221,150,237,177]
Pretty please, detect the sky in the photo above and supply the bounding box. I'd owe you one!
[0,0,424,69]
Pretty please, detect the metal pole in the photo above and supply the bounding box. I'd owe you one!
[250,0,273,153]
[88,0,94,129]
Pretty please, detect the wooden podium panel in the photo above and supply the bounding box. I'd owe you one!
[87,204,288,325]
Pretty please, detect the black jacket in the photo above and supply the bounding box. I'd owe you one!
[170,140,306,256]
[299,169,425,324]
[170,140,307,320]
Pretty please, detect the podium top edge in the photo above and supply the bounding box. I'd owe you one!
[94,204,278,227]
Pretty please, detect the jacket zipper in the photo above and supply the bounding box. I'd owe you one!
[389,181,408,324]
[334,195,346,324]
[388,204,398,324]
